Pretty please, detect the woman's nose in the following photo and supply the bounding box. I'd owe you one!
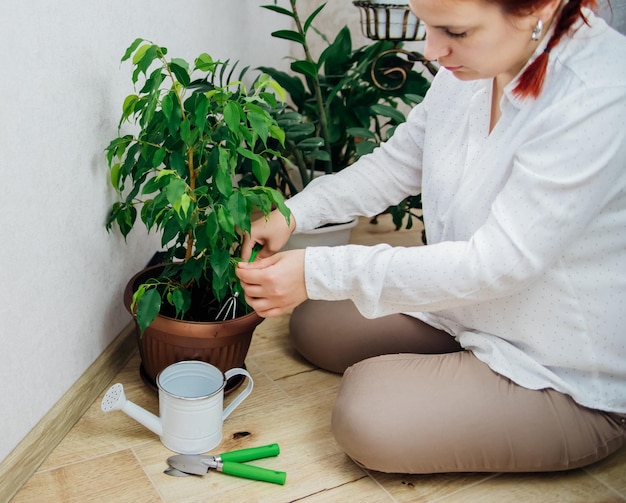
[423,27,449,62]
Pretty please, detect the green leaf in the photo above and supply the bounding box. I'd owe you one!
[216,206,235,236]
[153,147,167,167]
[161,218,181,246]
[291,60,318,79]
[135,288,161,335]
[247,110,269,144]
[303,4,326,35]
[132,43,151,64]
[192,93,210,132]
[121,94,139,123]
[276,111,305,127]
[223,101,242,132]
[347,127,376,139]
[166,92,183,135]
[266,188,291,223]
[371,103,406,123]
[171,288,191,319]
[260,4,294,17]
[296,137,325,150]
[227,191,248,232]
[256,66,306,108]
[237,147,260,162]
[404,93,425,106]
[204,211,219,248]
[105,135,132,165]
[115,204,137,237]
[216,148,234,197]
[121,38,145,62]
[132,44,159,82]
[169,59,190,86]
[284,130,310,143]
[266,79,286,102]
[355,140,377,156]
[164,178,187,205]
[141,175,166,195]
[307,149,331,161]
[174,193,191,217]
[181,258,203,284]
[210,247,231,282]
[169,151,186,177]
[252,157,270,186]
[180,118,197,146]
[320,26,352,76]
[110,162,122,189]
[161,93,173,120]
[271,30,305,45]
[195,53,215,72]
[268,124,285,146]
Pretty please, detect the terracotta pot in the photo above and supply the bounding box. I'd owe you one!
[124,265,263,389]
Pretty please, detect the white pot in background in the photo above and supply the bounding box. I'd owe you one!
[357,0,425,41]
[282,217,359,250]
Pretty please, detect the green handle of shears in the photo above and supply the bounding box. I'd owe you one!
[220,443,280,463]
[221,461,287,485]
[249,243,262,262]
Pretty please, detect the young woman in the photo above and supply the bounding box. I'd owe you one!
[236,0,626,473]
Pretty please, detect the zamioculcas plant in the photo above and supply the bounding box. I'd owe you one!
[259,0,430,233]
[105,38,290,333]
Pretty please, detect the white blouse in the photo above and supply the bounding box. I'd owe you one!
[285,12,626,414]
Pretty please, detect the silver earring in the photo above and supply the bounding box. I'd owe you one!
[532,19,543,41]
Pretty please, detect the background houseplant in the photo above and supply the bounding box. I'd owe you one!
[257,0,430,234]
[105,38,290,383]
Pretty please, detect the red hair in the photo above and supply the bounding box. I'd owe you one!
[508,0,598,98]
[513,0,597,98]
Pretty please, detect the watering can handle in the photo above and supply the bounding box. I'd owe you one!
[222,368,253,420]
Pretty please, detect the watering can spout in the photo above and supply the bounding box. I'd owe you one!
[101,383,163,437]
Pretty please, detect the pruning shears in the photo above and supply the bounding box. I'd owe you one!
[165,443,286,485]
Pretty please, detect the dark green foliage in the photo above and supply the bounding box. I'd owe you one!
[105,39,291,332]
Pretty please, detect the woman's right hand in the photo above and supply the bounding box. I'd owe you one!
[240,208,296,261]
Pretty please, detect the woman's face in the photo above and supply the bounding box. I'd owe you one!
[410,0,542,86]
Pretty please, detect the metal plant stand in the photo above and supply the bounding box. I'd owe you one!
[353,1,438,90]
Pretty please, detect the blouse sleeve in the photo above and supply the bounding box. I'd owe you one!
[302,84,626,318]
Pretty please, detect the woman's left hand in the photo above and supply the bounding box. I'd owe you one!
[236,249,308,317]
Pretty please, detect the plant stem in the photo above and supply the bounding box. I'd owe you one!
[290,0,333,173]
[158,46,197,262]
[185,147,196,262]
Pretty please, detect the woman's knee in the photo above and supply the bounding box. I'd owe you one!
[330,354,437,473]
[330,361,381,469]
[289,300,346,372]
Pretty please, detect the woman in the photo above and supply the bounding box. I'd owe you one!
[236,0,626,473]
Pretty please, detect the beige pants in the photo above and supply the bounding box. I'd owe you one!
[289,300,626,473]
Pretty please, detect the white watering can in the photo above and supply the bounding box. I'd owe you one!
[101,360,253,454]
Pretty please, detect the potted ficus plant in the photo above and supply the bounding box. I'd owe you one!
[257,0,431,244]
[105,38,290,387]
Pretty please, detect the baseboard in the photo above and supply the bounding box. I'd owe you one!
[0,323,137,503]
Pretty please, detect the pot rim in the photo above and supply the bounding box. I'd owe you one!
[123,264,260,325]
[156,360,226,400]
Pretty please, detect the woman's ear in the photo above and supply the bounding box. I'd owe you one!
[535,0,565,26]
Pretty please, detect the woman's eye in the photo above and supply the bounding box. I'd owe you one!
[446,30,467,39]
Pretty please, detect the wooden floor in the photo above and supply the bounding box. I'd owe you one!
[13,216,626,502]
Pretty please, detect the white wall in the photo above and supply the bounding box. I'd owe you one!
[0,0,291,463]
